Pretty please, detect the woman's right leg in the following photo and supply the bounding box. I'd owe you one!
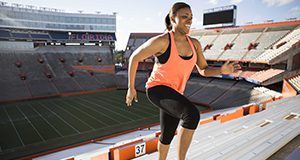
[158,141,169,160]
[158,109,180,160]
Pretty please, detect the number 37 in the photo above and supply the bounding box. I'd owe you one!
[135,142,146,157]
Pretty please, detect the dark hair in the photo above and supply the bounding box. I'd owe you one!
[165,2,191,31]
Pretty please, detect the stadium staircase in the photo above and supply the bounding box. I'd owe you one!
[134,95,300,160]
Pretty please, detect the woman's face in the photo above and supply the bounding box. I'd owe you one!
[172,7,193,34]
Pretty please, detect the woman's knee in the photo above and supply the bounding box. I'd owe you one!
[159,133,175,145]
[181,108,200,129]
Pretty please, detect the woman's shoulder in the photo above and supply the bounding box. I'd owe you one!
[150,32,169,43]
[188,36,200,43]
[145,32,169,49]
[188,36,201,49]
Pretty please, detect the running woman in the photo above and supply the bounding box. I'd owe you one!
[126,2,240,160]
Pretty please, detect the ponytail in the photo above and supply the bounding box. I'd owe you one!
[165,13,172,31]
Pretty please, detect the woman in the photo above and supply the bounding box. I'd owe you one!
[126,2,240,160]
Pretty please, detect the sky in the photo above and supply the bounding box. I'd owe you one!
[3,0,300,50]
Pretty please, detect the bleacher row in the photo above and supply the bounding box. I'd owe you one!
[256,26,300,61]
[0,45,115,102]
[288,75,300,93]
[228,68,285,84]
[0,29,51,40]
[115,71,282,110]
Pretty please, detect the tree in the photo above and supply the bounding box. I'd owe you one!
[114,50,125,64]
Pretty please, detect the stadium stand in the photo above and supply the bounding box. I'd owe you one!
[30,33,51,40]
[0,52,33,101]
[135,95,300,160]
[72,71,101,91]
[219,32,262,60]
[0,29,11,38]
[187,78,238,105]
[115,71,151,91]
[0,4,116,102]
[11,32,31,39]
[255,27,300,61]
[245,68,285,84]
[188,21,300,63]
[124,33,160,62]
[287,74,300,93]
[204,32,238,59]
[184,77,214,97]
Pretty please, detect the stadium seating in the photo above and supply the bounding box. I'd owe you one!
[183,77,279,110]
[10,32,30,39]
[30,33,51,40]
[187,23,300,63]
[135,95,300,160]
[0,44,115,102]
[0,29,11,38]
[219,49,248,60]
[199,35,218,51]
[93,72,116,88]
[0,52,33,101]
[27,79,59,97]
[288,75,300,93]
[184,77,214,96]
[219,32,262,60]
[242,50,264,60]
[255,30,289,50]
[188,78,237,105]
[254,86,282,99]
[72,71,102,91]
[247,68,285,83]
[124,33,160,61]
[0,29,54,41]
[115,71,148,91]
[49,31,69,40]
[255,27,300,61]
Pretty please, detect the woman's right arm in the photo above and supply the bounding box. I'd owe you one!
[126,34,167,106]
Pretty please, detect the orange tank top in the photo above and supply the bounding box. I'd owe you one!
[146,31,197,94]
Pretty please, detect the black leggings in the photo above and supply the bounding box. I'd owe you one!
[146,85,200,145]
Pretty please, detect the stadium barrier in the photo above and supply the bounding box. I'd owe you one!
[282,79,298,97]
[110,139,144,160]
[199,103,266,125]
[219,108,244,123]
[200,114,221,125]
[111,137,158,160]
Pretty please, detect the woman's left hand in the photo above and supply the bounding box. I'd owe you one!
[220,61,241,75]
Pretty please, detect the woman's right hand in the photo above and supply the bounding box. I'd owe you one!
[126,88,138,106]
